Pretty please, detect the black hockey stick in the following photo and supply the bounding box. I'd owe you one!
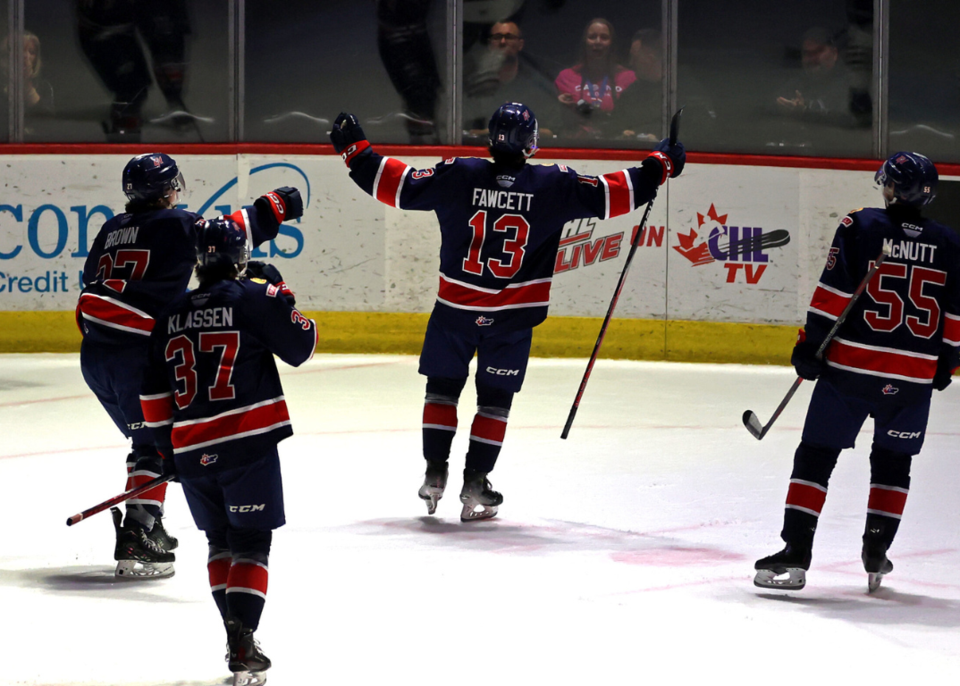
[742,242,893,440]
[66,474,175,526]
[561,108,683,440]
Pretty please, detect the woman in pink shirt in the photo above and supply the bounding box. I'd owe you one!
[555,18,636,138]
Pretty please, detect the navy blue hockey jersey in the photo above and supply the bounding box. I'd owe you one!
[347,151,665,331]
[807,205,960,402]
[78,206,278,345]
[139,278,317,477]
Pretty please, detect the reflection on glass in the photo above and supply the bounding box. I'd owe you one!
[679,0,872,156]
[22,0,228,142]
[889,0,960,163]
[245,0,448,144]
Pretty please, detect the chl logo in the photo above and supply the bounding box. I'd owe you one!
[887,430,921,439]
[229,504,266,512]
[881,384,899,395]
[200,453,218,466]
[475,316,494,326]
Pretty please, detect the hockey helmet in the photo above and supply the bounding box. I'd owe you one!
[197,217,249,276]
[489,102,539,159]
[875,151,938,207]
[122,152,185,202]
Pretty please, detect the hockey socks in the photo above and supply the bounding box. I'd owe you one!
[780,441,840,548]
[226,557,269,632]
[208,549,232,619]
[124,447,168,531]
[422,378,467,464]
[863,443,911,590]
[465,408,508,473]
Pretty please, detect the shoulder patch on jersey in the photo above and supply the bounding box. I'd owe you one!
[249,277,267,284]
[840,215,854,227]
[266,283,279,298]
[558,164,568,172]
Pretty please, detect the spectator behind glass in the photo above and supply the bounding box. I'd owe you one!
[555,18,636,139]
[772,27,870,137]
[77,0,193,141]
[463,20,559,141]
[1,31,56,129]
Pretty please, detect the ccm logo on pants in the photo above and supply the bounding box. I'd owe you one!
[887,430,922,439]
[486,367,519,376]
[229,504,266,513]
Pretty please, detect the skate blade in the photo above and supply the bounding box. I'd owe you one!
[115,560,175,579]
[867,572,886,593]
[233,670,267,686]
[460,501,498,522]
[754,567,806,590]
[418,487,443,515]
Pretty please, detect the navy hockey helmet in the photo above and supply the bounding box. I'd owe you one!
[197,217,249,276]
[875,151,938,207]
[122,152,185,202]
[489,102,539,159]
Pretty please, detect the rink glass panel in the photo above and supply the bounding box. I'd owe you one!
[888,0,960,163]
[20,0,230,143]
[677,0,873,157]
[459,0,662,151]
[243,0,450,145]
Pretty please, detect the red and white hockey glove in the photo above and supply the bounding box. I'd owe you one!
[256,187,303,223]
[647,138,686,184]
[330,112,372,167]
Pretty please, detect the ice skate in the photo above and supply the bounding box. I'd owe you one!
[753,544,811,590]
[459,470,503,522]
[418,461,449,515]
[226,618,271,686]
[862,541,894,593]
[112,507,175,579]
[149,515,179,551]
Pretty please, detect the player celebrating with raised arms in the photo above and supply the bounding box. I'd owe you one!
[140,219,316,685]
[330,102,684,521]
[77,152,302,578]
[754,152,960,593]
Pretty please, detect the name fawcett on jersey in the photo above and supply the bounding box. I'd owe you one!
[471,188,534,211]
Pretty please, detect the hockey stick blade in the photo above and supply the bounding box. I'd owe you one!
[742,410,765,439]
[669,107,684,145]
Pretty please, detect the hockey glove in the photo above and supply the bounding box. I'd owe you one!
[647,138,686,184]
[256,186,303,224]
[245,260,296,306]
[330,112,372,167]
[933,354,956,391]
[791,328,825,381]
[160,453,179,483]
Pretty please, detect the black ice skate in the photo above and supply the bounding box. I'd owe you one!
[226,617,271,686]
[862,540,894,593]
[753,544,811,590]
[112,507,175,579]
[459,470,503,522]
[418,461,449,515]
[149,516,179,551]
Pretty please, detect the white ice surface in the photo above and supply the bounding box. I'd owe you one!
[2,353,959,685]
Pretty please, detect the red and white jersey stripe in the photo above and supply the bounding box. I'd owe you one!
[171,396,291,454]
[943,313,960,346]
[599,170,635,220]
[140,391,175,428]
[228,208,254,257]
[437,273,552,312]
[77,292,155,336]
[808,282,852,320]
[374,157,411,208]
[826,337,937,383]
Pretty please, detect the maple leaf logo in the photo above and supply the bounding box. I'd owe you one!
[673,204,729,266]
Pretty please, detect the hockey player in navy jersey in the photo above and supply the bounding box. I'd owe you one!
[77,152,303,577]
[140,218,316,685]
[330,102,685,520]
[755,152,960,593]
